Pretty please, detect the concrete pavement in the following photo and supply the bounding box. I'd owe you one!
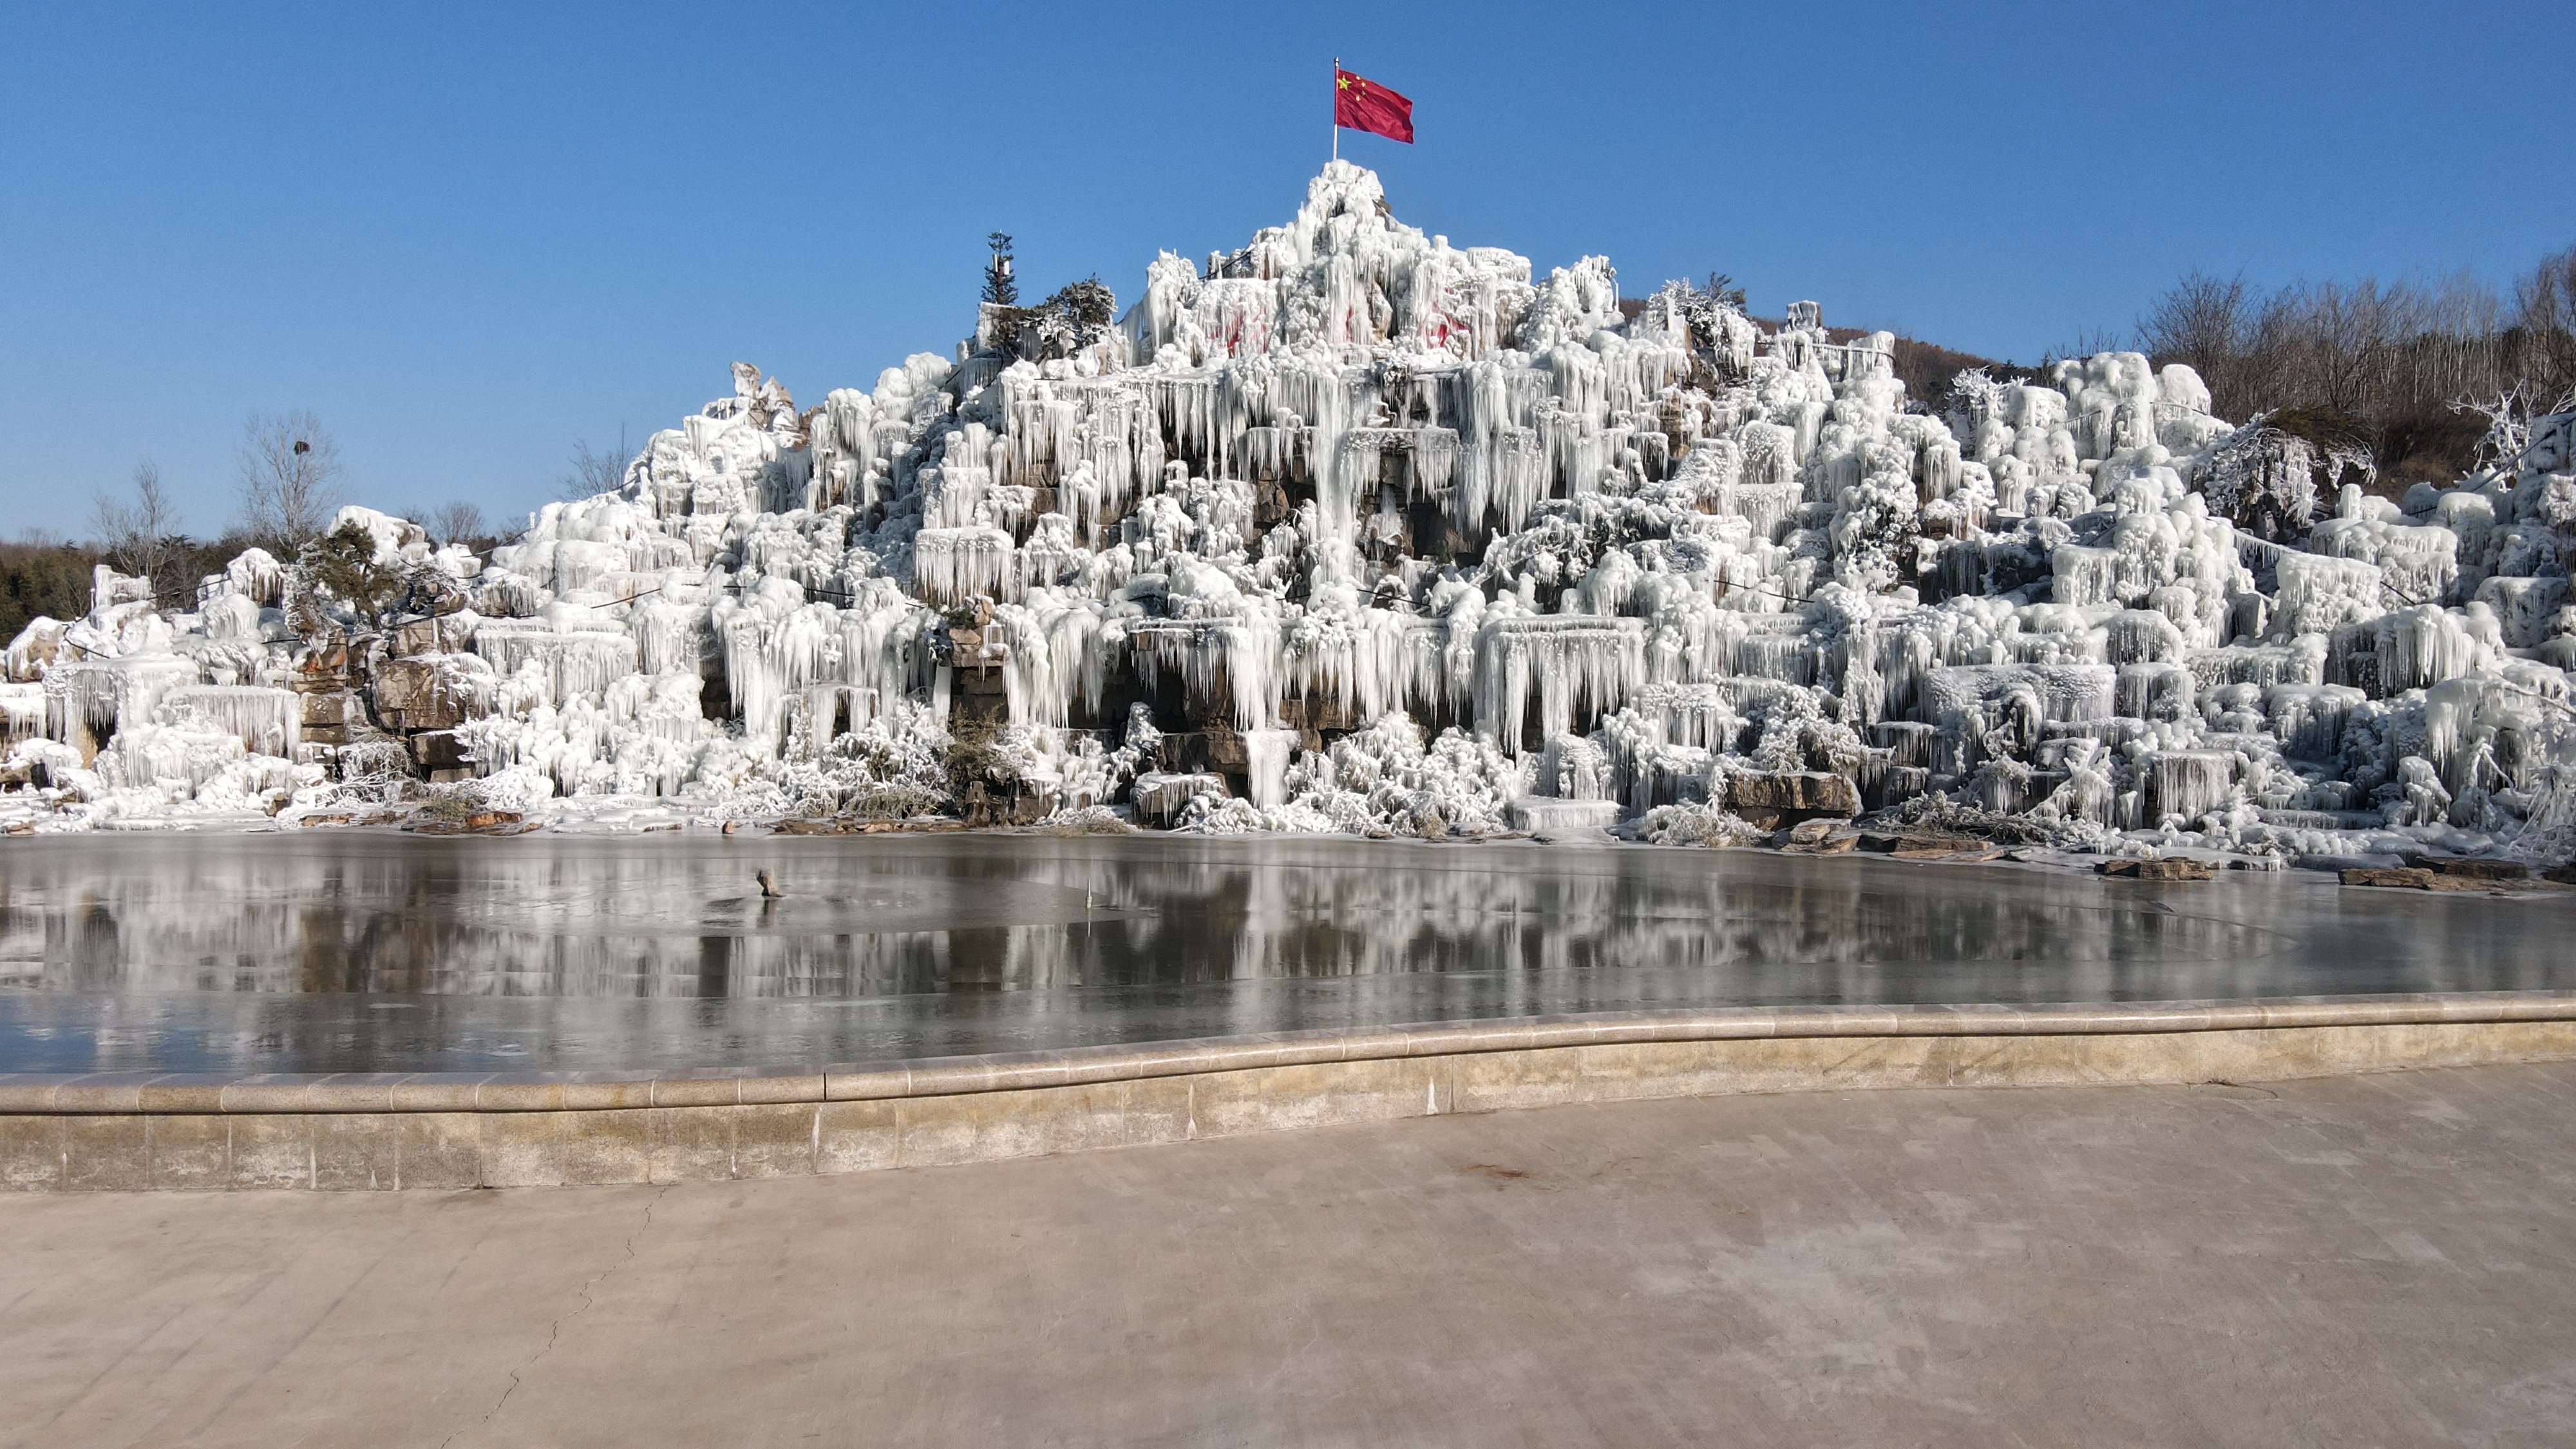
[5,1064,2575,1446]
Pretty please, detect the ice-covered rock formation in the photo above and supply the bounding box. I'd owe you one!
[7,163,2573,862]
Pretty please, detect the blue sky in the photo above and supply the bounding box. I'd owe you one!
[3,0,2568,540]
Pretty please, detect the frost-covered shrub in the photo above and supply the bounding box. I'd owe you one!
[1640,800,1763,848]
[1035,804,1135,835]
[1205,712,1530,838]
[942,712,1028,804]
[2195,410,2373,542]
[475,763,558,814]
[413,782,492,825]
[1746,690,1867,775]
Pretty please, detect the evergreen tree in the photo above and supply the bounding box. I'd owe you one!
[981,232,1018,308]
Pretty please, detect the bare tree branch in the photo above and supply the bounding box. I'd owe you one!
[2131,254,2576,486]
[560,426,640,500]
[2515,243,2576,403]
[91,462,183,606]
[2136,270,2249,411]
[426,500,489,549]
[237,410,344,551]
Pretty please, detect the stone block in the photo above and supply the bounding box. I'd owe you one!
[299,691,352,728]
[394,1113,485,1190]
[146,1115,232,1190]
[731,1104,816,1179]
[896,1083,1129,1168]
[815,1100,899,1175]
[298,639,350,676]
[230,1115,316,1189]
[1187,1058,1434,1141]
[558,1077,658,1112]
[1722,770,1859,821]
[371,659,433,713]
[312,1113,406,1191]
[1200,726,1251,771]
[650,1106,738,1184]
[391,614,472,659]
[1120,1075,1197,1145]
[737,1071,826,1107]
[477,1113,567,1189]
[389,690,466,732]
[553,1110,654,1186]
[62,1117,151,1191]
[0,1117,65,1189]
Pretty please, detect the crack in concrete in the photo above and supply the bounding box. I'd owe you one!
[443,1186,667,1447]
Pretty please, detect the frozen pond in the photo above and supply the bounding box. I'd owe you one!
[1,832,2570,1075]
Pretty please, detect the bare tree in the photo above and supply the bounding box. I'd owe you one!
[238,410,344,551]
[560,427,639,500]
[2398,270,2505,414]
[426,500,489,549]
[2517,244,2576,403]
[2299,279,2415,417]
[2038,326,2124,375]
[92,462,182,604]
[2136,270,2249,409]
[2132,259,2566,486]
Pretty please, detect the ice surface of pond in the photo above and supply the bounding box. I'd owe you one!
[1,833,2568,1074]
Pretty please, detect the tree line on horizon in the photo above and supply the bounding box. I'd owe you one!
[2,412,511,645]
[1856,243,2576,494]
[2128,243,2576,491]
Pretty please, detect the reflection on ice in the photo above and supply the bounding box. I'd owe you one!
[0,832,2568,1075]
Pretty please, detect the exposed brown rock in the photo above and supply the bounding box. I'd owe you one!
[409,810,524,836]
[374,661,472,732]
[390,614,473,659]
[1873,833,1990,859]
[1779,819,1859,854]
[1721,771,1860,828]
[408,731,469,771]
[2099,857,2215,881]
[2342,867,2436,889]
[1906,835,1999,856]
[2410,857,2530,882]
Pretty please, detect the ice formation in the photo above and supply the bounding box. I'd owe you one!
[7,164,2573,866]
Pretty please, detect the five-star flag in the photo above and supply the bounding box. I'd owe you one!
[1334,68,1413,144]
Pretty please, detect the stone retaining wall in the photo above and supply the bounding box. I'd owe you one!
[6,994,2573,1192]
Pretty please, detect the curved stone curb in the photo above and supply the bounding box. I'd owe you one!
[3,992,2572,1115]
[6,993,2575,1191]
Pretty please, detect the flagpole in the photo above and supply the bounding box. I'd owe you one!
[1331,56,1339,165]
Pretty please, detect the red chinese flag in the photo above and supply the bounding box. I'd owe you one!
[1334,68,1414,144]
